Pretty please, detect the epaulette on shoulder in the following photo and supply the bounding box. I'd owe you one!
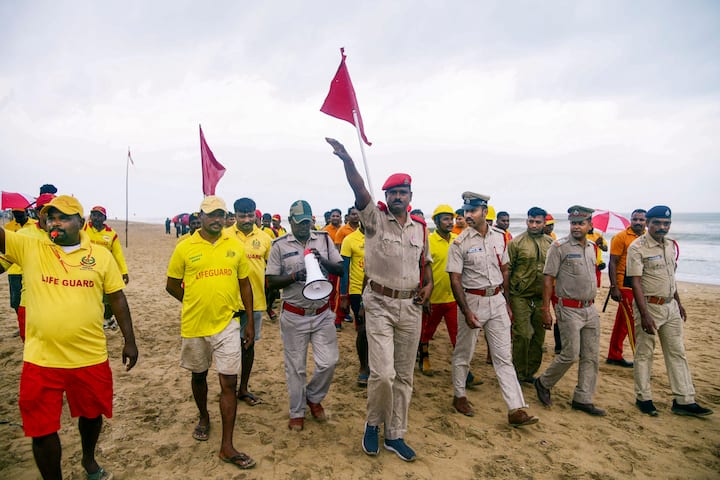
[453,228,470,244]
[491,226,504,235]
[410,214,426,227]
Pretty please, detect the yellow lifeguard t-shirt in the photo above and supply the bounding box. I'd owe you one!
[167,231,250,338]
[5,230,125,368]
[228,225,272,311]
[429,230,457,304]
[340,229,365,295]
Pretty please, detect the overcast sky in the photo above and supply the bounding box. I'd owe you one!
[1,0,718,223]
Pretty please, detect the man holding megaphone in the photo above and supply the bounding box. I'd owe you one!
[266,200,344,432]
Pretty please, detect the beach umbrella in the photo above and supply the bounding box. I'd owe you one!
[1,191,35,210]
[592,210,630,233]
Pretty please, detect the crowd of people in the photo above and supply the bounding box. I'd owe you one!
[0,147,713,477]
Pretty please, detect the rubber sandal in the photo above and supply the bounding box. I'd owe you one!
[192,422,210,441]
[86,466,114,480]
[219,452,256,469]
[237,393,263,406]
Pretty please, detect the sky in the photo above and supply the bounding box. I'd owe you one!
[1,0,719,224]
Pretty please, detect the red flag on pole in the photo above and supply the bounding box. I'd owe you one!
[199,125,226,195]
[320,48,372,146]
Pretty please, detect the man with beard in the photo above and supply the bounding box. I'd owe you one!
[534,206,606,417]
[327,138,432,462]
[606,209,646,368]
[230,198,273,406]
[1,195,138,480]
[266,200,343,431]
[166,196,256,470]
[496,211,512,244]
[447,192,538,427]
[508,207,553,384]
[628,206,712,418]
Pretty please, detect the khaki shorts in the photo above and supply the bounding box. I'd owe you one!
[180,320,241,375]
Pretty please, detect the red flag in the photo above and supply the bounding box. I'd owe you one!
[320,48,371,146]
[199,125,226,195]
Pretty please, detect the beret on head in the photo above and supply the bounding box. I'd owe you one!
[646,205,671,219]
[90,206,107,216]
[382,173,412,190]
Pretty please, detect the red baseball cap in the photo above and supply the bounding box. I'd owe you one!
[91,206,107,216]
[272,214,281,221]
[382,173,412,191]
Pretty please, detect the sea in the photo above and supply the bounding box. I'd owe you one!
[511,212,720,286]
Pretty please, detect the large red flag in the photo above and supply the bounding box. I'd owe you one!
[320,48,371,146]
[199,125,226,195]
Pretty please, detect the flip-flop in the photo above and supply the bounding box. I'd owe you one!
[238,393,263,406]
[219,452,256,469]
[192,422,210,441]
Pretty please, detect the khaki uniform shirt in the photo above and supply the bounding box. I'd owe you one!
[625,233,677,299]
[358,202,430,290]
[446,227,508,289]
[543,236,597,301]
[508,231,553,298]
[265,230,342,309]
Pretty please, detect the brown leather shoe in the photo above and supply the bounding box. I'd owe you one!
[453,396,475,417]
[508,408,539,427]
[307,400,326,421]
[288,417,304,431]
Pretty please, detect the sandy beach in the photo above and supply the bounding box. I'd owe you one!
[0,220,718,479]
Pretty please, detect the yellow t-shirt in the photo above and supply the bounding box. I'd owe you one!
[7,221,41,275]
[83,223,129,275]
[429,230,457,304]
[5,230,125,368]
[4,218,38,232]
[340,229,365,295]
[229,225,272,311]
[167,231,250,338]
[17,224,51,307]
[261,226,277,239]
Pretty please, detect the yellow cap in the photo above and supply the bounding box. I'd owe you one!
[486,205,496,221]
[432,204,455,219]
[199,195,227,214]
[40,195,84,217]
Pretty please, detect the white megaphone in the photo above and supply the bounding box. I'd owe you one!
[302,249,333,300]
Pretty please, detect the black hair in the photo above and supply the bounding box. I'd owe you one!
[39,184,57,194]
[497,211,510,218]
[631,209,647,216]
[233,197,256,213]
[527,207,547,218]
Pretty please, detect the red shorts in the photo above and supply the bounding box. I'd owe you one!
[19,361,113,438]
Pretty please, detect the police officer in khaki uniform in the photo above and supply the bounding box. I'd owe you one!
[447,192,538,427]
[534,206,606,416]
[266,200,344,431]
[327,138,432,463]
[627,205,712,417]
[508,207,553,383]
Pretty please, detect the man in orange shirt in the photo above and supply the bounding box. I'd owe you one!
[323,208,343,243]
[334,207,360,248]
[606,209,646,367]
[323,208,344,329]
[451,209,466,235]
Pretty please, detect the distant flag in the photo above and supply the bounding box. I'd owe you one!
[127,148,134,166]
[199,125,226,196]
[320,48,372,146]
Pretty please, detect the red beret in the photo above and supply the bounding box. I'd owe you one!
[382,173,412,190]
[91,206,107,216]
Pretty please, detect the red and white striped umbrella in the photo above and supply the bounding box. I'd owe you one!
[592,210,630,233]
[1,191,35,210]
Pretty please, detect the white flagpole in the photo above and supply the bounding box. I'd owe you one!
[351,109,374,199]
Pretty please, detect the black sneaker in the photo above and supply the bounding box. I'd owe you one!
[362,423,380,455]
[636,399,658,416]
[671,400,713,417]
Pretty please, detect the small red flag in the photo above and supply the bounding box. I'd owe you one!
[199,125,226,195]
[320,48,372,146]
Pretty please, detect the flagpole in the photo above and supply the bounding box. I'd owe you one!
[125,147,129,248]
[352,110,374,198]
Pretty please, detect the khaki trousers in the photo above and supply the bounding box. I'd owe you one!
[633,300,695,404]
[539,304,600,404]
[363,288,422,440]
[452,293,526,410]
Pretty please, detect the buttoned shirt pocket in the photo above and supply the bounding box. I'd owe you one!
[467,247,488,269]
[643,255,665,272]
[408,232,424,262]
[379,230,403,258]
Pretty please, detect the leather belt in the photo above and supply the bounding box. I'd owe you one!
[465,286,502,297]
[646,296,672,305]
[560,298,594,308]
[369,280,416,300]
[282,301,330,316]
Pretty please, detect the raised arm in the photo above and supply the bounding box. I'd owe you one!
[325,138,371,210]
